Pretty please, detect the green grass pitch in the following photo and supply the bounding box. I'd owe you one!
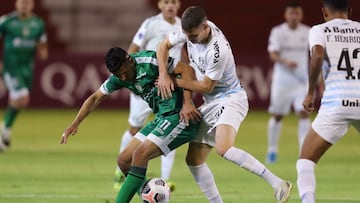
[0,109,359,203]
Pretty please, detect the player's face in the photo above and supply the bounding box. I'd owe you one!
[16,0,34,17]
[284,7,303,28]
[113,58,136,82]
[184,22,209,44]
[158,0,180,20]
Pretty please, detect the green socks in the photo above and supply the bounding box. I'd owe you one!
[115,166,147,203]
[4,106,19,128]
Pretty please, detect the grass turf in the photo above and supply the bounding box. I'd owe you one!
[0,109,359,203]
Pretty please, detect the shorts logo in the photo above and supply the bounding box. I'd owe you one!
[215,106,225,119]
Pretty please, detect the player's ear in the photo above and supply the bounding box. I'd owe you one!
[158,0,163,10]
[321,7,328,21]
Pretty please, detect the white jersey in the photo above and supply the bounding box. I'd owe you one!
[168,20,242,103]
[132,13,183,64]
[309,19,360,110]
[268,23,310,83]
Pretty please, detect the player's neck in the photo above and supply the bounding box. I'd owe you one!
[163,15,176,24]
[287,23,298,30]
[326,13,348,21]
[18,12,32,20]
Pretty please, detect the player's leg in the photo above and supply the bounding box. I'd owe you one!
[186,141,223,203]
[293,86,310,149]
[114,93,152,190]
[296,113,348,203]
[212,93,292,202]
[267,82,292,163]
[116,139,163,203]
[116,114,197,203]
[1,72,31,150]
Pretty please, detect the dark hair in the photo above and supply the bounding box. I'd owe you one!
[323,0,349,12]
[181,6,207,32]
[286,1,302,9]
[105,47,128,73]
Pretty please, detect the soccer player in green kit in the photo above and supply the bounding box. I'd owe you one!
[0,0,48,151]
[60,47,202,203]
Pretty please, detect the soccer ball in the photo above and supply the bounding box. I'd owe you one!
[140,178,171,203]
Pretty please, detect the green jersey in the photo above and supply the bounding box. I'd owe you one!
[0,12,46,73]
[100,50,182,116]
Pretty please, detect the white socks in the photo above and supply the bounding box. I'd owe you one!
[298,118,310,148]
[161,150,176,180]
[188,163,223,203]
[267,117,282,153]
[297,159,316,203]
[223,147,283,188]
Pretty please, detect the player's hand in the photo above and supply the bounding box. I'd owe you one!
[303,94,315,112]
[157,73,174,99]
[285,60,297,69]
[60,124,78,144]
[180,102,201,126]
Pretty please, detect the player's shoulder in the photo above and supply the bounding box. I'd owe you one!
[141,13,163,27]
[271,23,287,32]
[299,23,311,31]
[0,12,17,24]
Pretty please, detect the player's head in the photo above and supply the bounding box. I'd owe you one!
[105,47,136,81]
[284,1,303,29]
[158,0,180,21]
[16,0,34,17]
[322,0,349,21]
[181,6,210,44]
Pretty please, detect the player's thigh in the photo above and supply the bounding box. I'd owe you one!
[135,115,199,156]
[3,72,30,100]
[128,93,153,127]
[299,127,332,163]
[192,91,248,147]
[312,110,350,145]
[269,82,292,115]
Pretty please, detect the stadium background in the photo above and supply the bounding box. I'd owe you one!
[1,0,360,109]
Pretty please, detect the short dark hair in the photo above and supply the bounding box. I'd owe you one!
[286,1,302,9]
[105,47,128,73]
[181,6,207,32]
[323,0,349,12]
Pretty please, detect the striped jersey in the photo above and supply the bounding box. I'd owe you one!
[309,19,360,109]
[100,50,183,115]
[168,20,243,103]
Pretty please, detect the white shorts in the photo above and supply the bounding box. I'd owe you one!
[128,93,153,127]
[191,91,249,147]
[312,107,360,144]
[269,80,307,115]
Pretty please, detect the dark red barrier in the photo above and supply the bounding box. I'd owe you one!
[0,53,272,109]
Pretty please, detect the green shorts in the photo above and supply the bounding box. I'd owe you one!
[134,113,199,155]
[3,70,33,100]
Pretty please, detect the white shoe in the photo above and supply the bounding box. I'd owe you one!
[274,181,293,203]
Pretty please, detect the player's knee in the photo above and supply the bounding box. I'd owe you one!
[117,153,131,174]
[273,114,283,122]
[215,146,230,157]
[298,110,309,118]
[185,151,205,166]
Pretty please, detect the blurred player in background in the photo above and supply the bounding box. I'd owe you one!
[60,47,202,203]
[297,0,360,202]
[114,0,183,191]
[158,6,292,203]
[266,1,310,163]
[0,0,48,152]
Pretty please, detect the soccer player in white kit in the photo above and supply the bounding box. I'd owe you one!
[157,6,293,203]
[266,1,311,164]
[114,0,183,191]
[297,0,360,202]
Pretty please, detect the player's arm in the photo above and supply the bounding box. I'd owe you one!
[175,75,217,94]
[303,45,324,112]
[157,37,175,99]
[37,42,48,60]
[269,51,297,69]
[172,62,201,125]
[60,90,109,144]
[127,43,140,54]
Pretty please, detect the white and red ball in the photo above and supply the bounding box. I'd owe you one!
[140,178,171,203]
